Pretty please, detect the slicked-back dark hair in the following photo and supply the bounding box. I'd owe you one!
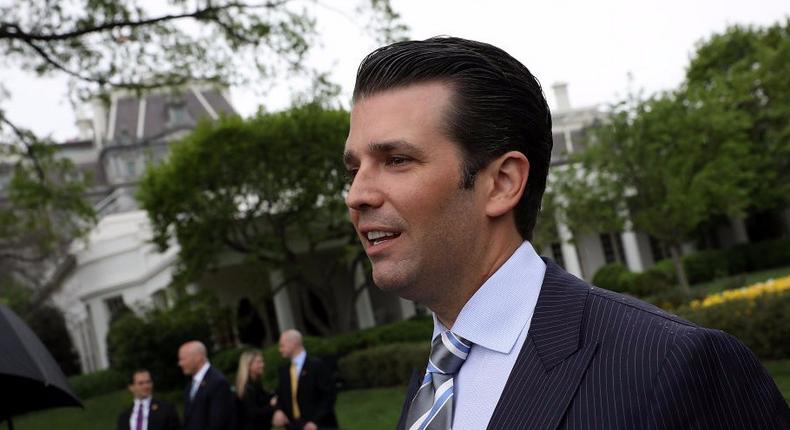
[352,36,553,240]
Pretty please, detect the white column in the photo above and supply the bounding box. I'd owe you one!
[399,298,417,320]
[556,219,583,278]
[621,224,646,273]
[354,265,375,329]
[269,270,295,331]
[729,217,749,244]
[87,298,111,370]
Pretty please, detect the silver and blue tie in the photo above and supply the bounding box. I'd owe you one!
[405,330,472,430]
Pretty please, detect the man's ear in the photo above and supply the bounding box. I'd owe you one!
[483,151,529,218]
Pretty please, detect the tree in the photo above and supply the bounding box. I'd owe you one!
[554,21,790,291]
[0,277,81,375]
[137,103,362,335]
[556,88,755,291]
[0,119,95,296]
[0,0,406,300]
[685,20,790,212]
[0,0,406,99]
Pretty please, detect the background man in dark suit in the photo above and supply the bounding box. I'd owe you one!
[117,369,180,430]
[178,340,236,430]
[272,329,337,430]
[344,36,790,429]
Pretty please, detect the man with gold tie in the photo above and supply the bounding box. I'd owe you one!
[272,329,337,430]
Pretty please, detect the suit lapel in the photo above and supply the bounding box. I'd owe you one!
[396,370,423,430]
[488,260,598,430]
[147,399,158,428]
[183,380,192,418]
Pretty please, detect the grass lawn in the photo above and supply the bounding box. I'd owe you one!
[336,386,405,430]
[8,386,406,430]
[9,362,788,430]
[766,360,790,404]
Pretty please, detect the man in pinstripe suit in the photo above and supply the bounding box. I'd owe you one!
[343,36,790,429]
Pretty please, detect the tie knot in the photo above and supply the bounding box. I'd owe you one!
[427,331,472,375]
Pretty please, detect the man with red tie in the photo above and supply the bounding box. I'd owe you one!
[117,369,180,430]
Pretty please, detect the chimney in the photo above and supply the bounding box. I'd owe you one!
[552,82,571,111]
[75,109,94,141]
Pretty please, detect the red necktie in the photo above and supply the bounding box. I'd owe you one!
[136,401,144,430]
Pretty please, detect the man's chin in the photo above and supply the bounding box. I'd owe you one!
[372,271,419,299]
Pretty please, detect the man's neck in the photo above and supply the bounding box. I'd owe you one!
[433,235,523,328]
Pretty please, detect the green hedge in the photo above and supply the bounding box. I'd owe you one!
[591,263,631,293]
[682,238,790,284]
[592,238,790,296]
[677,292,790,360]
[106,304,213,391]
[68,369,127,399]
[338,342,431,389]
[593,261,675,298]
[252,317,432,389]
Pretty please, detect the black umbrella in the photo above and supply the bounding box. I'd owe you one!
[0,303,83,428]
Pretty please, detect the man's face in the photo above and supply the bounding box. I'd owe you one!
[278,335,296,359]
[344,82,485,303]
[177,347,201,375]
[128,371,153,399]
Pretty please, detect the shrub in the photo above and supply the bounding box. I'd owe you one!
[257,317,433,390]
[677,277,790,359]
[338,342,430,389]
[683,250,729,284]
[68,368,127,399]
[592,263,631,293]
[211,346,247,380]
[743,238,790,271]
[630,262,677,297]
[679,238,790,285]
[107,303,213,391]
[645,286,706,311]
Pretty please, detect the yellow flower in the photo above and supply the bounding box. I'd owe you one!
[691,276,790,309]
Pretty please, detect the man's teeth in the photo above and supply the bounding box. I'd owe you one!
[367,231,397,241]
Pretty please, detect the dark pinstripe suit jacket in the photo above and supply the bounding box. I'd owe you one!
[397,259,790,429]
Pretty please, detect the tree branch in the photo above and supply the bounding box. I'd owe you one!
[0,1,290,42]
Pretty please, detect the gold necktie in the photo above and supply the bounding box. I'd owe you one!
[290,362,301,419]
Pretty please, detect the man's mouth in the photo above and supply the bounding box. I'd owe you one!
[365,230,401,246]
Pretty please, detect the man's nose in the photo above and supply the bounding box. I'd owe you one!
[345,165,384,211]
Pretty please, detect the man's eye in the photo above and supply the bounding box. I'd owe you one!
[386,156,410,166]
[345,169,358,183]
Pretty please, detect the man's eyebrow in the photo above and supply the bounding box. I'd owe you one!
[344,139,426,167]
[369,139,425,156]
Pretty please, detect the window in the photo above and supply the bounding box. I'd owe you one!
[600,232,626,264]
[126,159,136,177]
[551,132,567,161]
[551,242,565,268]
[570,128,588,153]
[167,98,192,127]
[117,129,132,145]
[649,235,667,262]
[151,290,165,310]
[104,296,128,321]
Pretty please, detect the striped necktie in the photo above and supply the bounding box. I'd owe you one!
[405,331,472,430]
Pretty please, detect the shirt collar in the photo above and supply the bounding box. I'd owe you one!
[134,397,151,407]
[192,361,211,384]
[432,241,546,354]
[292,349,307,367]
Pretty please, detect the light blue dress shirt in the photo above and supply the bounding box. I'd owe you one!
[431,241,546,429]
[292,349,307,379]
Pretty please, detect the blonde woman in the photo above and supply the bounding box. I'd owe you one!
[236,350,275,430]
